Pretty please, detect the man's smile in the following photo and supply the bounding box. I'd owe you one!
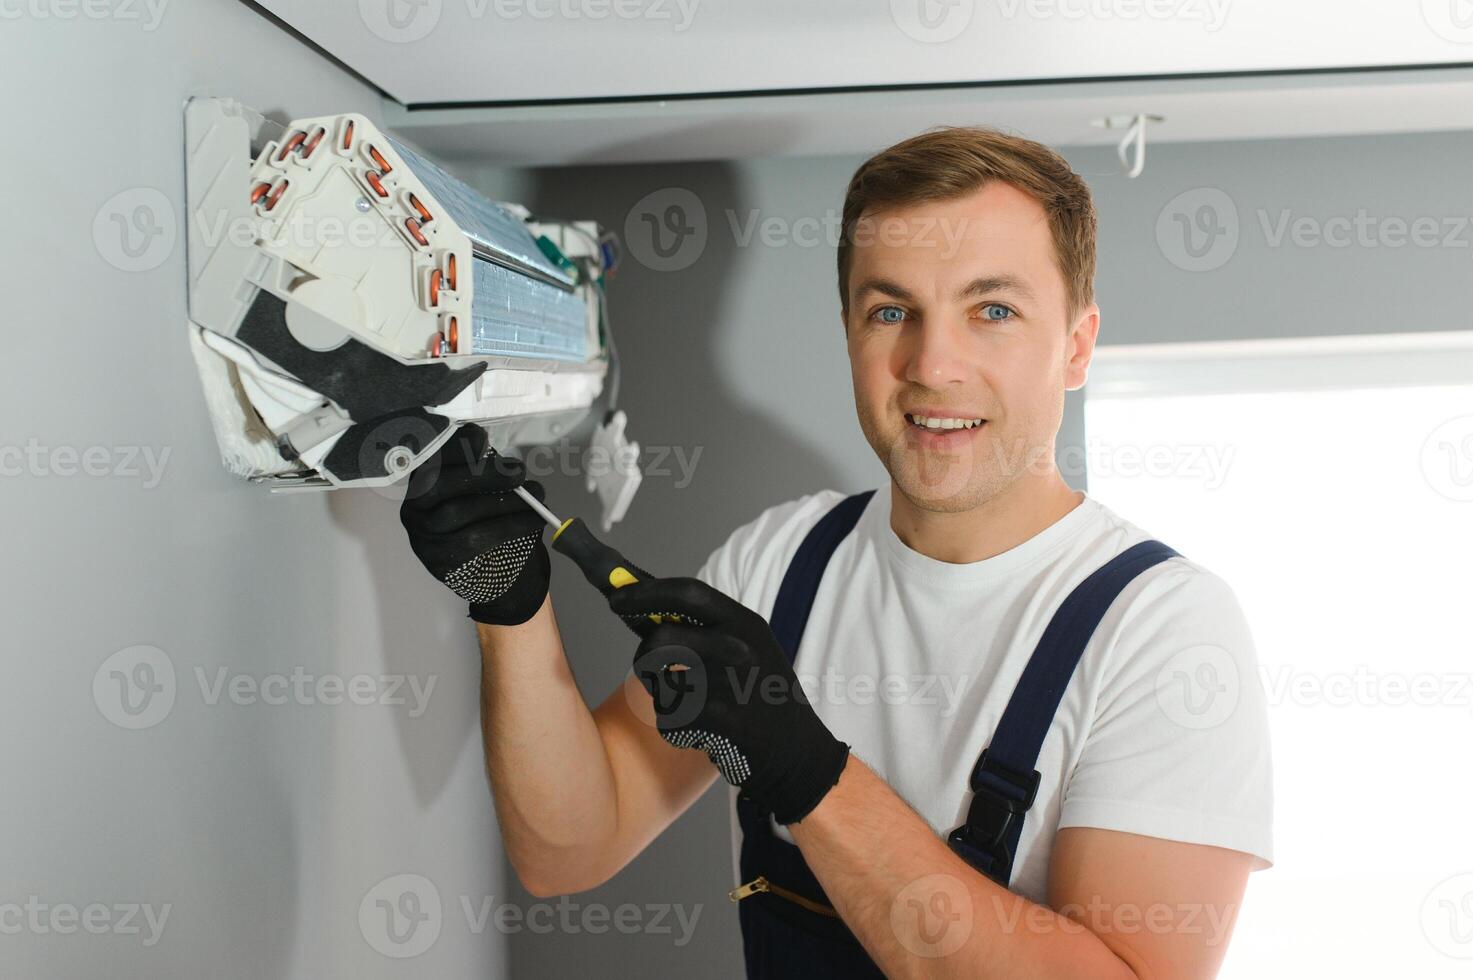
[903,410,988,449]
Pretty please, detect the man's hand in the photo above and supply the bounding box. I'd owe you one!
[400,425,551,626]
[607,577,849,825]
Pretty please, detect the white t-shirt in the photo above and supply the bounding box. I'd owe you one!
[695,483,1274,905]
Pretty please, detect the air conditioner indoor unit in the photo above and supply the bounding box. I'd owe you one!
[183,96,639,529]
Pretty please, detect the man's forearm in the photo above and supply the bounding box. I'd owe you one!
[788,756,1138,980]
[477,594,619,895]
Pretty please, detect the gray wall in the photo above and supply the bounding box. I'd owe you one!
[480,126,1473,976]
[1084,132,1473,345]
[1,4,510,978]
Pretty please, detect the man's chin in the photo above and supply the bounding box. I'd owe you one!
[873,427,981,503]
[885,446,998,512]
[891,474,990,514]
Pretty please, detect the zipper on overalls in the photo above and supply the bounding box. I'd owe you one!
[729,875,841,918]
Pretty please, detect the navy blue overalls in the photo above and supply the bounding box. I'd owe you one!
[733,490,1179,978]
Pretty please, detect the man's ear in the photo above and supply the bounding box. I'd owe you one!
[1063,304,1101,392]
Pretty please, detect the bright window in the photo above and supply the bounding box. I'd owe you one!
[1084,332,1473,977]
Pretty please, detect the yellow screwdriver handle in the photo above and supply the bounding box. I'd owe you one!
[550,517,685,626]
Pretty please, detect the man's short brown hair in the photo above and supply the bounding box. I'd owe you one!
[837,126,1097,325]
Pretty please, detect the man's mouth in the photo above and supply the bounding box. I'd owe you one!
[903,412,987,446]
[905,413,986,431]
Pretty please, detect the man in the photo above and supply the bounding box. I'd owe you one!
[400,126,1273,979]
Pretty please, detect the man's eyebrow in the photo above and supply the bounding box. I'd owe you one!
[852,275,1036,305]
[851,278,916,303]
[959,274,1035,302]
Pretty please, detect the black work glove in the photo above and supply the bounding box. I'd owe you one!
[608,577,850,825]
[399,425,551,626]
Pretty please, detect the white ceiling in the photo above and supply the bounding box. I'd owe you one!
[254,2,1473,167]
[262,0,1473,106]
[381,66,1473,166]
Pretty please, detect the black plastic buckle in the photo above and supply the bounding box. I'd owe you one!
[946,751,1042,881]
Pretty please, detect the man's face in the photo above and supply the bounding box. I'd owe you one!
[843,182,1098,513]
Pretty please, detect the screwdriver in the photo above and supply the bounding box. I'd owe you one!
[512,485,684,627]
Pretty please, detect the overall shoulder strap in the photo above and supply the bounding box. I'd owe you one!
[738,490,875,842]
[768,489,876,665]
[948,539,1181,887]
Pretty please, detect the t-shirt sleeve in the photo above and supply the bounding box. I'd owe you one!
[693,515,756,600]
[1058,562,1275,870]
[692,490,847,611]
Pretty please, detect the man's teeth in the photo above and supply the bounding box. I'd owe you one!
[908,414,985,430]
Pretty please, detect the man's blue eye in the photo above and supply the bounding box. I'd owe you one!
[981,303,1015,322]
[872,306,906,325]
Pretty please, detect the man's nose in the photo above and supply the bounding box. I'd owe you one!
[902,318,969,387]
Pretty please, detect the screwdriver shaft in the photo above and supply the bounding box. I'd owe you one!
[514,485,562,530]
[515,481,679,630]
